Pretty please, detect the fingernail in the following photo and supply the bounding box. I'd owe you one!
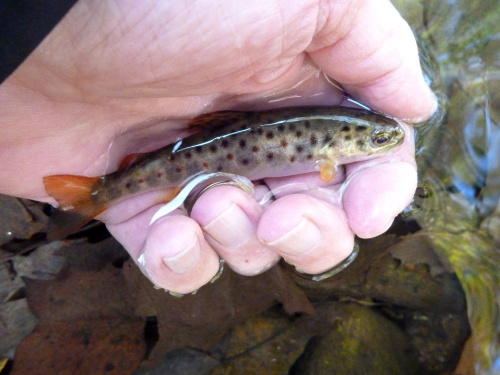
[202,203,254,247]
[267,218,321,256]
[162,236,201,273]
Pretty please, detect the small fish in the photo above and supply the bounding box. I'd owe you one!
[44,106,404,239]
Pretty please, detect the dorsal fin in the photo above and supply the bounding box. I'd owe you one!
[118,153,146,170]
[188,111,246,131]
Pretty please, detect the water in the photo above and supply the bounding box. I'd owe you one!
[394,1,500,373]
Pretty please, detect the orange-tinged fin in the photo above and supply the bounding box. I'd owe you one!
[188,111,244,131]
[118,153,146,170]
[43,175,106,240]
[318,161,337,183]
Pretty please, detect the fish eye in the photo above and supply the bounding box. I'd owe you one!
[372,131,392,145]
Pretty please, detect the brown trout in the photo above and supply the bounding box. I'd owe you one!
[44,106,404,238]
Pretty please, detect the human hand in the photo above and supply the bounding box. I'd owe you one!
[0,0,435,293]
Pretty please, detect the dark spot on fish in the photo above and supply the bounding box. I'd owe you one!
[242,158,249,165]
[341,126,350,132]
[266,131,274,139]
[209,145,217,153]
[227,153,234,160]
[304,120,311,129]
[290,156,296,162]
[267,152,274,160]
[281,140,288,147]
[203,162,209,168]
[330,140,337,147]
[307,154,313,160]
[252,146,259,152]
[195,146,203,153]
[157,172,163,178]
[184,152,192,159]
[289,123,296,131]
[356,125,368,132]
[239,139,246,148]
[217,165,223,171]
[323,134,333,145]
[310,135,318,145]
[138,179,145,184]
[169,155,176,162]
[176,167,183,173]
[356,139,365,148]
[221,139,229,148]
[344,135,352,141]
[125,180,140,193]
[296,130,303,138]
[277,124,285,132]
[257,128,264,135]
[296,145,304,153]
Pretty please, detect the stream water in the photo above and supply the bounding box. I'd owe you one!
[395,1,500,373]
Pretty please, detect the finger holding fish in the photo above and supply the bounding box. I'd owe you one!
[257,193,354,275]
[190,182,355,277]
[106,206,221,294]
[343,161,417,238]
[342,122,417,238]
[190,185,281,276]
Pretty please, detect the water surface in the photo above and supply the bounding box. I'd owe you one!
[395,1,500,373]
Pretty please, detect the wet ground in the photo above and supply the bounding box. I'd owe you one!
[0,196,471,374]
[2,0,500,374]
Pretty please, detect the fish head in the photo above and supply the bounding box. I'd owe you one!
[319,119,405,164]
[368,122,405,152]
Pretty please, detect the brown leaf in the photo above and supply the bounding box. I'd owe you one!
[24,265,137,322]
[11,319,145,375]
[13,263,146,374]
[124,262,313,369]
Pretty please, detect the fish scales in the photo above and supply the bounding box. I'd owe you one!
[43,106,404,239]
[91,106,402,204]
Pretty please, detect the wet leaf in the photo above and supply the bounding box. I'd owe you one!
[365,235,467,314]
[0,195,47,247]
[24,265,137,322]
[123,262,313,369]
[54,236,129,271]
[12,319,145,375]
[0,299,38,359]
[12,263,146,374]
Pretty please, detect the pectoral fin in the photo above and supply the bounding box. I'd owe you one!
[318,161,337,183]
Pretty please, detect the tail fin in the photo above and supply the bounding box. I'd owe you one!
[43,175,107,240]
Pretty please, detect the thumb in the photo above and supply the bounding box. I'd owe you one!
[308,0,436,122]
